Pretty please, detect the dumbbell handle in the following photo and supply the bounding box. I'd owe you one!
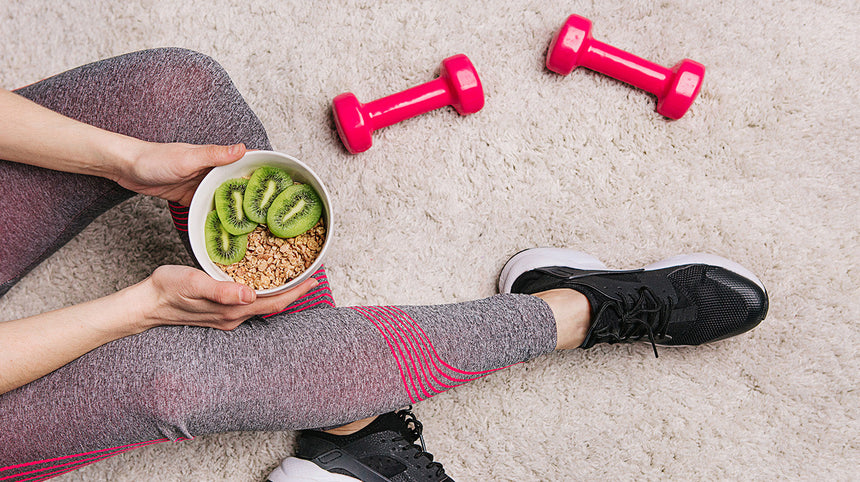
[363,77,452,131]
[579,39,672,96]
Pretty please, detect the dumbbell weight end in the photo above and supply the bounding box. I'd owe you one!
[655,59,705,120]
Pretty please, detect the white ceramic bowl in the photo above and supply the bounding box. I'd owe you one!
[188,150,333,296]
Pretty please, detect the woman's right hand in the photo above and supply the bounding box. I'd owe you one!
[131,265,318,332]
[115,141,248,206]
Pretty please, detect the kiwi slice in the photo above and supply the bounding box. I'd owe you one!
[267,183,323,238]
[214,178,257,235]
[204,210,248,265]
[243,167,293,224]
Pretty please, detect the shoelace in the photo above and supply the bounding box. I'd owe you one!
[592,286,672,357]
[395,408,447,478]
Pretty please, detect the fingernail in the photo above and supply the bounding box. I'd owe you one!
[309,279,319,288]
[239,286,255,304]
[229,144,241,156]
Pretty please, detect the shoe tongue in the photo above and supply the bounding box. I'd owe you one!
[569,283,608,318]
[372,411,411,435]
[569,282,618,349]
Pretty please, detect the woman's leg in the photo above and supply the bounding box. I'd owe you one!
[0,48,347,478]
[0,293,558,476]
[268,249,769,482]
[0,47,332,309]
[0,244,768,479]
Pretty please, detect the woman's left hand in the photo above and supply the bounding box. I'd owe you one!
[131,265,317,332]
[116,141,247,206]
[0,263,315,395]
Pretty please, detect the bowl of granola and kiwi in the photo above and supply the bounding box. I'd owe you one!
[188,150,333,296]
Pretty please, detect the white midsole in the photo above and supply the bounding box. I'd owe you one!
[267,457,359,482]
[499,248,765,294]
[499,248,607,294]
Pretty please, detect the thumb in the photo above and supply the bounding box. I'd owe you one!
[201,143,246,168]
[251,278,319,314]
[206,279,257,305]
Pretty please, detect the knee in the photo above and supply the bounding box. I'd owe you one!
[129,48,257,134]
[151,48,230,79]
[144,47,234,90]
[127,369,199,438]
[101,48,266,146]
[118,48,236,108]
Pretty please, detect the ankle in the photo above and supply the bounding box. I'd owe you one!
[534,289,592,350]
[322,415,377,436]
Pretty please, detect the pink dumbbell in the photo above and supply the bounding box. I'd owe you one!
[547,14,705,119]
[332,54,484,153]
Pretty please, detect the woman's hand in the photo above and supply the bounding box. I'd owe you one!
[116,141,248,206]
[1,88,248,205]
[0,265,316,394]
[132,265,317,332]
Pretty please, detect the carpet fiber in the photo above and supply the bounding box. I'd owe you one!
[1,0,857,480]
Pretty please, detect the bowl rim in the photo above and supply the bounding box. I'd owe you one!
[188,150,333,297]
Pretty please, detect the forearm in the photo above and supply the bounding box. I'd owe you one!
[0,285,146,395]
[0,88,143,180]
[0,266,312,395]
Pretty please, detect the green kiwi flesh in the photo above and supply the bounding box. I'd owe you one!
[243,167,293,224]
[215,178,257,235]
[266,183,323,238]
[205,210,248,265]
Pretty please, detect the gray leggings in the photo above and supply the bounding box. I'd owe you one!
[0,49,556,479]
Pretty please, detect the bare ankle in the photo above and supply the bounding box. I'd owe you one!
[323,415,377,436]
[534,289,591,350]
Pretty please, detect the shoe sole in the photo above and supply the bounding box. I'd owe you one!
[267,457,360,482]
[499,248,766,294]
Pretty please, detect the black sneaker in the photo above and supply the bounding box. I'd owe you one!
[499,248,768,356]
[267,408,453,482]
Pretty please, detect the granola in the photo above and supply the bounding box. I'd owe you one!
[216,219,325,290]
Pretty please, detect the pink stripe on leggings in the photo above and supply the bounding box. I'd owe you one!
[373,306,474,388]
[373,306,490,388]
[11,443,155,481]
[349,307,418,403]
[350,305,508,403]
[0,437,188,481]
[361,307,434,399]
[353,306,424,401]
[389,306,511,376]
[365,307,456,394]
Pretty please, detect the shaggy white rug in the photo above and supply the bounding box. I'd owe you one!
[1,0,857,480]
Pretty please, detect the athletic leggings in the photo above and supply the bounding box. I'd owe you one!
[0,48,556,480]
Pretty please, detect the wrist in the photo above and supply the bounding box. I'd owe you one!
[91,280,158,337]
[96,132,147,184]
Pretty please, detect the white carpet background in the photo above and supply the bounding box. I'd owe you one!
[1,0,857,480]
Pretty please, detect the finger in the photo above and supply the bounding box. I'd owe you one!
[247,278,319,315]
[185,270,255,306]
[201,143,246,168]
[180,277,315,328]
[210,281,256,306]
